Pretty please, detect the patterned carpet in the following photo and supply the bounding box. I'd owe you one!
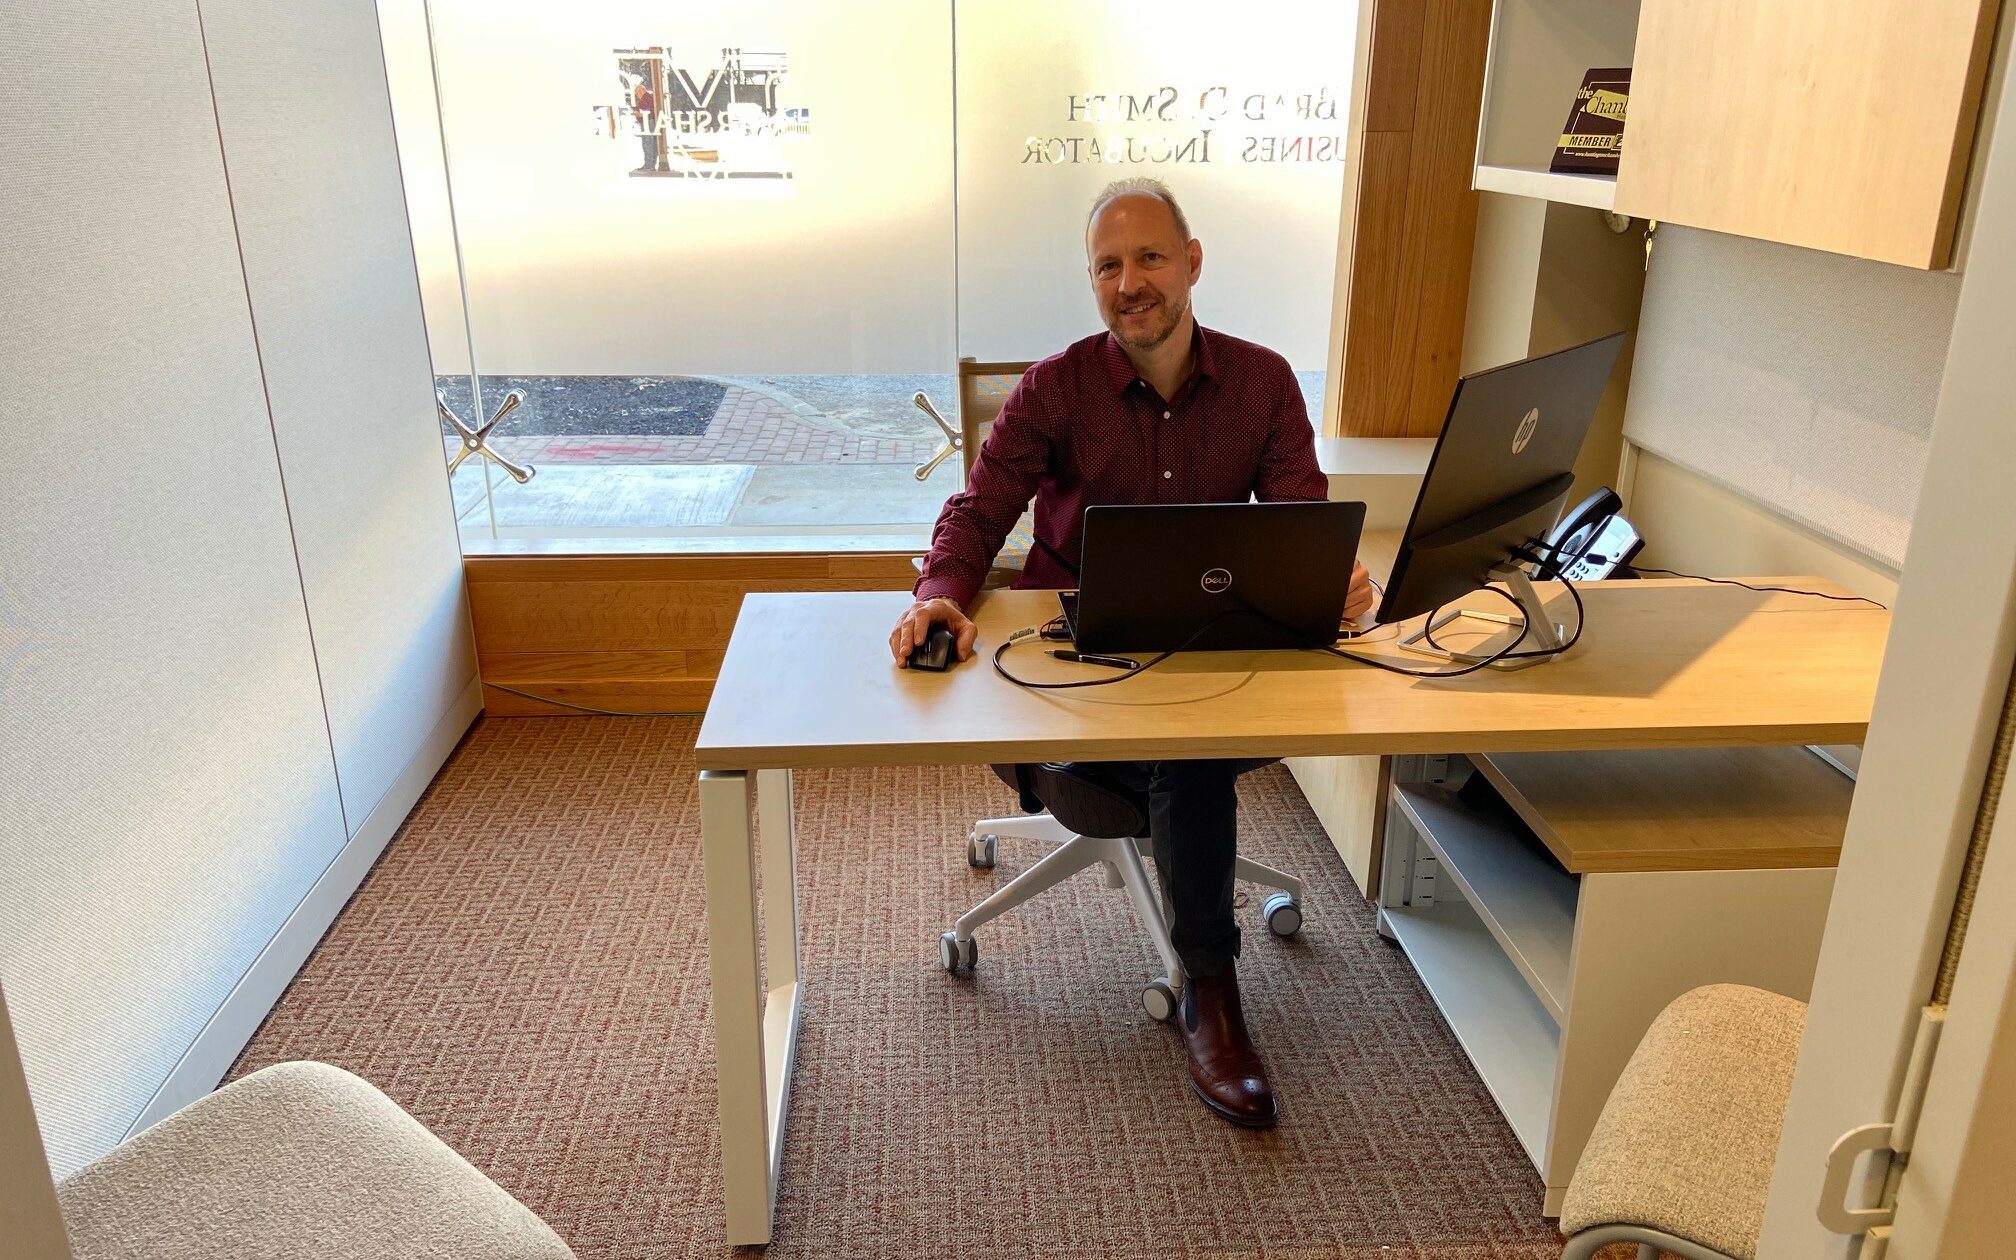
[230,717,1594,1259]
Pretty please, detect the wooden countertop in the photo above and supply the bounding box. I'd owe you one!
[695,571,1888,771]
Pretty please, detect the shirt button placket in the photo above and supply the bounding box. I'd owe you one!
[1159,406,1174,494]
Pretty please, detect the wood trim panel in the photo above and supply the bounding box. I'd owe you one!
[1336,0,1493,438]
[467,552,918,715]
[1363,0,1426,132]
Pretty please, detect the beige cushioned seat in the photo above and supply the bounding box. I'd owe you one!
[1559,984,1806,1260]
[57,1061,574,1260]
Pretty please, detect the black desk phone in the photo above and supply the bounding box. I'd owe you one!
[1537,487,1643,582]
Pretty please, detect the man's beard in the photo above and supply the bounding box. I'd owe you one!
[1109,292,1188,351]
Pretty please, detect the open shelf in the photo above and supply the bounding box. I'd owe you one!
[1393,784,1579,1022]
[1475,0,1642,208]
[1384,896,1560,1171]
[1474,163,1617,212]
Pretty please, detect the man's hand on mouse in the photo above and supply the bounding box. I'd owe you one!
[1343,561,1375,621]
[889,596,978,667]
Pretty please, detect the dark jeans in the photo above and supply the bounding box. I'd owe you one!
[1100,757,1278,978]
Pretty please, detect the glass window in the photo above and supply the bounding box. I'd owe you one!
[380,0,1355,551]
[955,0,1354,425]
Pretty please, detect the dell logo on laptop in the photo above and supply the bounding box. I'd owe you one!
[1200,568,1233,594]
[1512,407,1540,454]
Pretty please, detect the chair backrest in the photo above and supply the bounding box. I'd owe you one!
[957,358,1037,481]
[993,763,1150,840]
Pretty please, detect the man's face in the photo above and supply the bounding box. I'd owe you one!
[1086,195,1202,353]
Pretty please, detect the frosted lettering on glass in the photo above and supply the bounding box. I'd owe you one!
[957,0,1358,368]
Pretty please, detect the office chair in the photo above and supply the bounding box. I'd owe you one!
[1556,985,1807,1260]
[939,762,1304,1021]
[912,359,1039,588]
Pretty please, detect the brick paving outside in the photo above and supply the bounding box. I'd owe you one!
[441,371,1328,470]
[443,379,940,468]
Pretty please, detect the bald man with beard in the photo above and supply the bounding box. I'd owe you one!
[893,178,1373,1127]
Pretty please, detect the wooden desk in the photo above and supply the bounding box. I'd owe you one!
[692,580,1887,1244]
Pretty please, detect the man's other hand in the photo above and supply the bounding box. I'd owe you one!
[889,596,978,667]
[1343,561,1375,622]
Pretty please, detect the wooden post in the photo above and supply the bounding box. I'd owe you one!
[1332,0,1493,438]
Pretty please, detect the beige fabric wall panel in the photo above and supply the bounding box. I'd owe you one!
[1623,226,1962,568]
[0,3,348,1178]
[199,0,476,828]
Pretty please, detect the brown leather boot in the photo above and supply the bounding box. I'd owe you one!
[1175,968,1278,1128]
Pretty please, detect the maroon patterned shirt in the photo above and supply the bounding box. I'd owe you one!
[914,325,1328,610]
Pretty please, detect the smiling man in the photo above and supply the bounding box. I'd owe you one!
[890,178,1371,1127]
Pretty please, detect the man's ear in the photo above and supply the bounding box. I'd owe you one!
[1187,238,1203,285]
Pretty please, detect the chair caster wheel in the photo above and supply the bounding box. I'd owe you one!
[967,832,997,869]
[1141,978,1177,1022]
[940,931,977,972]
[1262,893,1302,938]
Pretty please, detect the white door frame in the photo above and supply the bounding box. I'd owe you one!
[1757,26,2016,1256]
[1889,752,2016,1255]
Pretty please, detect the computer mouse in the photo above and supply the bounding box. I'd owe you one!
[907,624,959,672]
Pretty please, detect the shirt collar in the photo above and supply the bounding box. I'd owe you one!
[1099,323,1216,395]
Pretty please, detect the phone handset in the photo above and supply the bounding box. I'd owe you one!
[1538,487,1643,581]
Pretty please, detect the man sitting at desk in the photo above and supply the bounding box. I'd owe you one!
[888,177,1374,1128]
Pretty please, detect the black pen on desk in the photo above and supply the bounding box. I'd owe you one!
[1050,649,1139,670]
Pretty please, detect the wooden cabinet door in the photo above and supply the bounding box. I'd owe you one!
[1613,0,2003,269]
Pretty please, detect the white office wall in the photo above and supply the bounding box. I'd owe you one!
[200,0,478,827]
[1,0,476,1178]
[1623,449,1900,605]
[0,2,349,1177]
[1622,226,1962,569]
[377,0,474,377]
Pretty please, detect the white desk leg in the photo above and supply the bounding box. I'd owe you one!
[755,769,804,1213]
[701,768,805,1247]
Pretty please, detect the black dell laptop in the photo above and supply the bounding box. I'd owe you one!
[1059,501,1367,653]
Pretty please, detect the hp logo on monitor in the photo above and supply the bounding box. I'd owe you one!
[1512,407,1540,454]
[1200,568,1233,594]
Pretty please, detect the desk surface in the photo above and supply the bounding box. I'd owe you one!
[694,577,1888,771]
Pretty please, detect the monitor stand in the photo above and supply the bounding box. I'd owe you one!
[1397,562,1567,671]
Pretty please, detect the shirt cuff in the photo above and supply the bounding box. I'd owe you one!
[913,575,978,611]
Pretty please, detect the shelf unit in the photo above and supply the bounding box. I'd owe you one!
[1473,0,1643,210]
[1381,897,1560,1170]
[1473,163,1616,211]
[1391,785,1575,1021]
[1378,750,1849,1215]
